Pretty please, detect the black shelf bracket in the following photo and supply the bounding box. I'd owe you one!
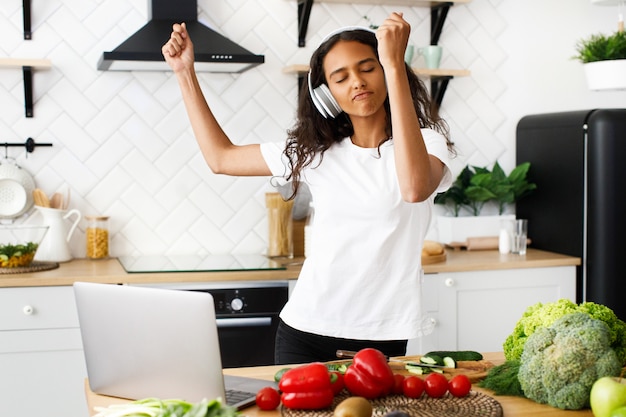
[296,1,455,48]
[430,76,452,108]
[23,0,32,40]
[431,2,452,45]
[298,0,314,47]
[22,66,34,118]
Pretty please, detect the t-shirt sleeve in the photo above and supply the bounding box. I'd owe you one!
[260,141,291,178]
[422,128,453,193]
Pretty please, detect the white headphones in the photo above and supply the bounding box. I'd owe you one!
[308,26,376,119]
[308,72,342,119]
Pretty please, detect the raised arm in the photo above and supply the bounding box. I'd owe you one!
[162,23,271,176]
[376,14,445,202]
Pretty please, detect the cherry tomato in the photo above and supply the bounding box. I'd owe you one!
[448,374,471,397]
[402,375,425,398]
[256,386,281,410]
[424,373,448,398]
[392,374,405,395]
[330,371,345,395]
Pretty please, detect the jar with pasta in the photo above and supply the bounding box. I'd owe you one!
[85,216,109,259]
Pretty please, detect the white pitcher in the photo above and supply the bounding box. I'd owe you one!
[34,206,82,262]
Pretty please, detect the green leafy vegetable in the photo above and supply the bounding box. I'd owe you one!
[479,360,525,397]
[503,299,626,366]
[92,398,239,417]
[518,313,622,410]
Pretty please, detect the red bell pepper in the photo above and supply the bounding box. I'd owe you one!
[330,371,345,395]
[278,362,334,409]
[343,348,395,399]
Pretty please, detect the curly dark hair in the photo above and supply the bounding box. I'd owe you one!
[283,29,452,197]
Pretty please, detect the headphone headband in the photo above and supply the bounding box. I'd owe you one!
[318,25,376,46]
[309,26,377,118]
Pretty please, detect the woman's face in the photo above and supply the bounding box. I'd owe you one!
[322,40,387,119]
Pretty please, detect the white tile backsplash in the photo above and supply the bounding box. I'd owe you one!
[1,0,624,259]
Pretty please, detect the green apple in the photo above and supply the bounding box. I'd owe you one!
[590,377,626,417]
[612,406,626,417]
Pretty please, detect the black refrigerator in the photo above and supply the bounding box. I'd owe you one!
[516,109,626,321]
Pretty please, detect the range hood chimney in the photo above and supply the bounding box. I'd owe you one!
[98,0,264,73]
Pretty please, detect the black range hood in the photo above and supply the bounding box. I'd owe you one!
[98,0,264,73]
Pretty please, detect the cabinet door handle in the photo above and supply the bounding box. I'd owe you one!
[216,317,272,328]
[23,305,34,315]
[444,278,455,287]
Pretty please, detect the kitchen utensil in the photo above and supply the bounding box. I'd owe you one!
[49,192,63,209]
[32,188,50,207]
[0,179,28,217]
[33,206,81,262]
[335,350,447,368]
[64,188,70,209]
[0,158,35,219]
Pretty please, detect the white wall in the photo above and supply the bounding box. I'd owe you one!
[0,0,624,258]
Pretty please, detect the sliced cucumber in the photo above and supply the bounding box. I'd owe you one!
[405,364,431,375]
[442,356,457,368]
[419,354,443,366]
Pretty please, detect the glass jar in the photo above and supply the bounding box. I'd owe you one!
[85,216,109,259]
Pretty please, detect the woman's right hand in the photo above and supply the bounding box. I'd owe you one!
[162,22,195,73]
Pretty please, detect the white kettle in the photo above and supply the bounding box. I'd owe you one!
[34,206,81,262]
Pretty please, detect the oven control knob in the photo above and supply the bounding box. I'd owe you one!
[230,298,244,311]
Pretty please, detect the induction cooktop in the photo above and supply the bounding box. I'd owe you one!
[118,254,286,273]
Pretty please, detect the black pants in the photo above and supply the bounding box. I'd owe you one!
[274,319,407,365]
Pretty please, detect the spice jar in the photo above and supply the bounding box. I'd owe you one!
[85,216,109,259]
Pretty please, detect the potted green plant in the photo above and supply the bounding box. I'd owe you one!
[573,30,626,90]
[434,162,537,243]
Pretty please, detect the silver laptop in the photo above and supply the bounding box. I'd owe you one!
[73,281,275,409]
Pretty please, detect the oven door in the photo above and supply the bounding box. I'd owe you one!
[216,315,281,368]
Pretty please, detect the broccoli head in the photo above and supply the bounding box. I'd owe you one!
[503,299,626,365]
[518,312,623,410]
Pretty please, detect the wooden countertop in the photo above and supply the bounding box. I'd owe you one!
[0,249,580,288]
[84,352,592,417]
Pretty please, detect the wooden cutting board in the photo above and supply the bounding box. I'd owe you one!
[389,356,495,383]
[328,356,494,384]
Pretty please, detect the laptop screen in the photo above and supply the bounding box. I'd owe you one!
[74,282,227,402]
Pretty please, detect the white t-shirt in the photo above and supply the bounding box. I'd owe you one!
[260,129,452,340]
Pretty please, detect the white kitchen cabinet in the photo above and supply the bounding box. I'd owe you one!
[0,286,88,417]
[407,265,577,355]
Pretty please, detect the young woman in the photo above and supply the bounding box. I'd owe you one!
[162,12,454,364]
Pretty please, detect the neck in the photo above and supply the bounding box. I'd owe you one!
[349,111,388,148]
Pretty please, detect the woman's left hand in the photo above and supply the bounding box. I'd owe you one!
[375,12,411,70]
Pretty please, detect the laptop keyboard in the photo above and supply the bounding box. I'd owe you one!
[225,389,255,405]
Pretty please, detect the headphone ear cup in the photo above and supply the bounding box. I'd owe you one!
[314,84,342,118]
[308,71,329,118]
[308,71,342,119]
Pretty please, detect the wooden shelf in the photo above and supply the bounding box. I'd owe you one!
[0,58,52,118]
[0,58,52,69]
[289,0,471,47]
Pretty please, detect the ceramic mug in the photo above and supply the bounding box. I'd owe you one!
[418,45,443,69]
[404,45,414,66]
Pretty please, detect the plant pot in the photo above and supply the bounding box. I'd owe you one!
[437,214,515,244]
[583,59,626,90]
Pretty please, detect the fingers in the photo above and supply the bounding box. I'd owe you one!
[377,12,409,36]
[162,22,188,58]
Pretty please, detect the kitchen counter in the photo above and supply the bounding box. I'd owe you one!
[0,248,579,288]
[83,352,592,417]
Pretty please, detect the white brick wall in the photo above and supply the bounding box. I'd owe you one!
[1,0,624,258]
